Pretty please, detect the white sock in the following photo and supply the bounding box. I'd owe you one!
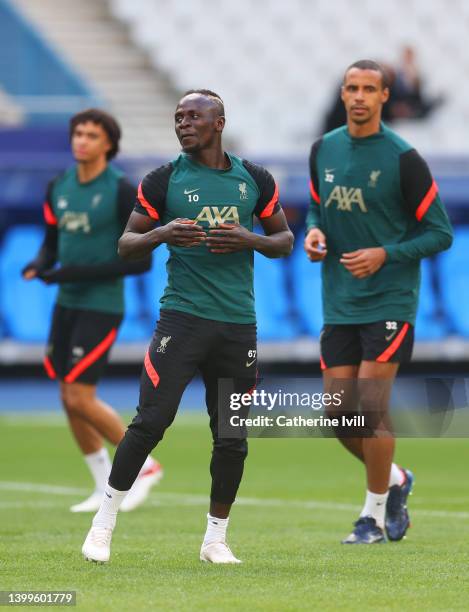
[360,490,389,530]
[92,484,128,530]
[84,448,112,493]
[203,513,229,546]
[389,463,405,487]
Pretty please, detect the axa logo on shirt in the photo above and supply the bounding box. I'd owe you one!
[195,206,240,227]
[59,211,91,233]
[325,186,368,213]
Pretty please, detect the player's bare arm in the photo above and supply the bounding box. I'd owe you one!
[304,227,327,261]
[118,211,206,260]
[206,210,293,257]
[340,247,387,278]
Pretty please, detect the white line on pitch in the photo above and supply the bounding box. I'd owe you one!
[0,481,468,520]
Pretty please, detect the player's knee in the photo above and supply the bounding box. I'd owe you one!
[213,438,248,463]
[61,384,88,416]
[127,405,174,448]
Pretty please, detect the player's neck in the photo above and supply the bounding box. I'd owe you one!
[347,116,382,139]
[189,148,230,170]
[76,157,108,184]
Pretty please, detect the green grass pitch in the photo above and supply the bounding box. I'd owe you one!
[1,412,469,611]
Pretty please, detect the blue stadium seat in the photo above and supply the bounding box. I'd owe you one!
[290,238,323,337]
[438,227,469,337]
[254,251,297,340]
[118,275,152,342]
[119,245,170,342]
[0,225,57,341]
[142,244,170,327]
[415,258,447,340]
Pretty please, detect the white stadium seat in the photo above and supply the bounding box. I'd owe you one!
[109,0,469,154]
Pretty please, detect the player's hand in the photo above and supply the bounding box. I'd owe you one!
[206,223,254,254]
[22,266,37,280]
[340,247,387,278]
[161,218,206,247]
[304,228,327,261]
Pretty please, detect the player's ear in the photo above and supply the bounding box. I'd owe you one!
[381,86,390,104]
[340,85,346,103]
[215,116,225,133]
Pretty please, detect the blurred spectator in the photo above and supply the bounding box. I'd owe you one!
[390,46,443,120]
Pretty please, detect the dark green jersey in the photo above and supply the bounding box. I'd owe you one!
[44,165,135,314]
[306,123,453,325]
[134,153,280,323]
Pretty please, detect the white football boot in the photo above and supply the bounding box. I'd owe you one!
[119,460,163,512]
[70,490,103,513]
[82,525,113,563]
[200,541,242,564]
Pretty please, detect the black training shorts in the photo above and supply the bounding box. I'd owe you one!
[44,304,122,385]
[320,320,414,370]
[138,309,257,432]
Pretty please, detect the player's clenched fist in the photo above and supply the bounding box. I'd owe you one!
[304,227,327,261]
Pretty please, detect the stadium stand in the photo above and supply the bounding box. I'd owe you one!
[290,238,323,338]
[1,0,468,362]
[11,0,179,154]
[0,0,99,123]
[110,0,469,155]
[119,245,169,342]
[439,227,469,337]
[0,87,24,126]
[414,258,447,341]
[0,226,57,341]
[254,250,298,341]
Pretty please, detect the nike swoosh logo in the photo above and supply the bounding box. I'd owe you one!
[385,331,397,342]
[325,168,335,174]
[105,492,112,498]
[184,188,200,195]
[246,359,256,367]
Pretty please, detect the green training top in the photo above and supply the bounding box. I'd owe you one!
[44,165,135,314]
[134,152,281,324]
[306,123,453,325]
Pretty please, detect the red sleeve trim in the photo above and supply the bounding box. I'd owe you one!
[43,356,56,379]
[144,349,160,388]
[64,328,117,383]
[43,201,57,225]
[376,323,410,362]
[309,180,320,204]
[320,355,327,370]
[138,182,159,220]
[259,182,279,218]
[415,180,438,221]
